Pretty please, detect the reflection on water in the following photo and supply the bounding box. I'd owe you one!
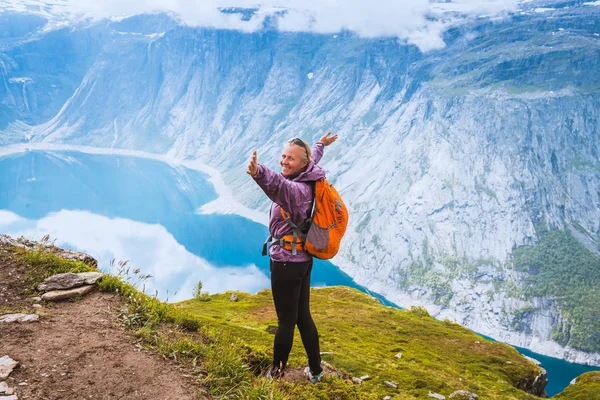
[0,150,362,300]
[0,209,269,302]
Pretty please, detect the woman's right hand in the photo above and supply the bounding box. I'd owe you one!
[247,150,258,177]
[320,132,339,146]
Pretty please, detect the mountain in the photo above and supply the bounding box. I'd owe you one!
[1,0,600,365]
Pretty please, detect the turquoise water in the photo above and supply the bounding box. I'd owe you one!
[0,150,597,396]
[0,150,391,304]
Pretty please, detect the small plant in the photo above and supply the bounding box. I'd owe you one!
[193,280,211,302]
[410,305,431,317]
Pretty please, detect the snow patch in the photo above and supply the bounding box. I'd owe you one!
[8,77,34,84]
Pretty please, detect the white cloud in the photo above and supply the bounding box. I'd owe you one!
[0,209,270,301]
[1,0,521,51]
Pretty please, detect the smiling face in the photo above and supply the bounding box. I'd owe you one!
[280,144,309,177]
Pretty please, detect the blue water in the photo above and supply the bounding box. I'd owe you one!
[0,150,391,304]
[0,150,597,396]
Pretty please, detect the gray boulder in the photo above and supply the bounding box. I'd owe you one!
[0,314,39,323]
[37,273,86,291]
[41,285,94,301]
[449,390,479,399]
[78,272,104,285]
[0,356,18,379]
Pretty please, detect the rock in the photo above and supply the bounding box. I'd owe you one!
[0,381,8,393]
[449,390,479,399]
[77,272,104,285]
[360,375,371,381]
[320,352,334,355]
[29,297,42,303]
[570,378,577,385]
[0,356,18,379]
[383,381,398,389]
[0,314,39,323]
[41,285,94,301]
[351,377,362,385]
[229,293,239,302]
[0,395,17,400]
[383,397,391,400]
[522,355,542,366]
[516,367,548,397]
[428,392,446,399]
[32,304,42,309]
[395,352,403,359]
[37,273,86,291]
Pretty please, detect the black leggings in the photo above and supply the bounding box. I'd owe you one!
[270,259,322,374]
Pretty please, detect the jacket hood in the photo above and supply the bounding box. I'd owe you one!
[289,161,326,183]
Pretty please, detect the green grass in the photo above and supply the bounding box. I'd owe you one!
[177,288,545,400]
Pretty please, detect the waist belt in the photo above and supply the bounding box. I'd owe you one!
[262,233,305,256]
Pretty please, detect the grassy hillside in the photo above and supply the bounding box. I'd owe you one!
[3,236,562,399]
[176,288,546,399]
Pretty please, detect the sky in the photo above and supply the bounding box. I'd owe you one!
[0,0,523,51]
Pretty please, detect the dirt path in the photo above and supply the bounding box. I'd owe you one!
[0,245,204,400]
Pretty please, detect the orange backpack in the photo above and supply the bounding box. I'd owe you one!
[276,179,349,260]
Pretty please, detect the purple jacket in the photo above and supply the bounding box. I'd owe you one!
[253,142,326,262]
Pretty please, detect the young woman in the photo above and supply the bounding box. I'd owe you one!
[246,132,338,383]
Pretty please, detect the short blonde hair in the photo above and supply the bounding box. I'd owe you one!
[287,138,312,163]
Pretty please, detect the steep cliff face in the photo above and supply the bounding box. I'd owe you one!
[1,1,600,364]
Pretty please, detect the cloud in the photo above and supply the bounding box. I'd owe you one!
[0,209,270,301]
[2,0,521,51]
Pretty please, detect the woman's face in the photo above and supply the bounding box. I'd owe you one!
[280,144,308,177]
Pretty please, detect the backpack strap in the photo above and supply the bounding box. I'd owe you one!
[262,182,318,257]
[261,235,304,256]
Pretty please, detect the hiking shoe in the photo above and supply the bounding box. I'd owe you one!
[266,363,284,380]
[304,366,323,383]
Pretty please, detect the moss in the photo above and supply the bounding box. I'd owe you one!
[553,372,600,399]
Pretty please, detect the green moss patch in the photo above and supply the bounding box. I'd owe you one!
[177,287,545,399]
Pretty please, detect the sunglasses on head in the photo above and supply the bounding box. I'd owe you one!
[290,137,309,160]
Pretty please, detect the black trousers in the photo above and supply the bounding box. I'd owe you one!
[270,259,322,374]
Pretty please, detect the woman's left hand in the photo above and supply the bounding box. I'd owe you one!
[320,132,339,146]
[247,150,259,177]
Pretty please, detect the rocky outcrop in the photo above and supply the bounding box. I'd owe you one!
[0,235,97,268]
[516,369,548,398]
